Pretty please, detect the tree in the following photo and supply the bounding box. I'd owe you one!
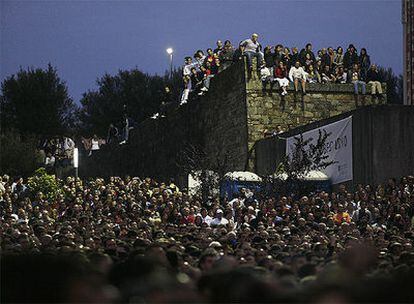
[377,66,403,104]
[0,129,41,177]
[78,68,182,136]
[1,64,78,135]
[273,130,336,195]
[176,143,230,200]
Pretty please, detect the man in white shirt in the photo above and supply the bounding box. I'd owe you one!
[182,57,194,77]
[241,33,263,74]
[200,208,212,226]
[289,61,307,95]
[210,209,229,227]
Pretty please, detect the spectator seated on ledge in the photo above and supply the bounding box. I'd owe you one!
[289,61,307,95]
[274,61,290,96]
[260,61,273,96]
[218,40,234,71]
[305,64,320,83]
[241,33,263,77]
[366,64,383,103]
[350,63,366,106]
[321,65,336,83]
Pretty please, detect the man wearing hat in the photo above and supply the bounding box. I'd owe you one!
[210,209,229,227]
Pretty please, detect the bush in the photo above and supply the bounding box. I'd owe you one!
[27,168,60,200]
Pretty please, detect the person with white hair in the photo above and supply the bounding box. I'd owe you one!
[241,33,263,76]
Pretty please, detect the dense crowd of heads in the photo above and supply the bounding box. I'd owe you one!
[1,174,414,303]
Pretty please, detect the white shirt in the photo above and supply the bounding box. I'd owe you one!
[210,217,229,227]
[260,67,271,81]
[183,63,194,76]
[202,215,213,226]
[289,66,307,81]
[63,137,75,151]
[242,38,260,53]
[91,139,100,150]
[45,156,55,166]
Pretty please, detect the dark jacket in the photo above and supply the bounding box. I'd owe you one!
[233,48,244,62]
[264,52,274,67]
[299,49,316,65]
[366,69,381,82]
[190,71,204,89]
[343,51,359,70]
[321,53,332,68]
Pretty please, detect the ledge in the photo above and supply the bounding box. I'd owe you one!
[247,81,387,93]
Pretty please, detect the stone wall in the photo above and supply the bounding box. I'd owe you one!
[81,59,387,183]
[245,67,386,150]
[80,61,248,180]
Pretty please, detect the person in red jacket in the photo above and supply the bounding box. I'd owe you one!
[273,61,290,96]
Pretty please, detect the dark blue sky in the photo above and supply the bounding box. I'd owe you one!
[1,0,402,103]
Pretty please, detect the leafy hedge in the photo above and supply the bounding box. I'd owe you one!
[27,168,60,200]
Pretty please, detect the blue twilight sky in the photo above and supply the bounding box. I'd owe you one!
[1,0,402,103]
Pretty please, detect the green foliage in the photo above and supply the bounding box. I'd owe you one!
[281,130,336,180]
[176,143,229,199]
[0,129,41,177]
[275,130,336,196]
[78,68,182,136]
[377,66,403,104]
[0,64,78,135]
[27,168,60,200]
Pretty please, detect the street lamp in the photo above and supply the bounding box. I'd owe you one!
[166,47,173,79]
[73,147,79,179]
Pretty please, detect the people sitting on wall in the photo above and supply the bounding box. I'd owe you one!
[37,136,76,174]
[366,64,384,103]
[274,61,290,96]
[107,123,119,145]
[90,134,101,154]
[350,63,367,106]
[218,40,234,71]
[335,66,348,84]
[305,64,320,83]
[299,43,316,66]
[180,75,191,105]
[177,37,381,110]
[289,61,307,95]
[232,42,245,63]
[359,48,371,81]
[119,114,134,144]
[260,60,273,96]
[321,65,337,83]
[81,135,105,156]
[343,44,359,71]
[241,33,263,78]
[190,67,205,96]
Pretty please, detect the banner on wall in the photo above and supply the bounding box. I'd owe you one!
[286,116,353,184]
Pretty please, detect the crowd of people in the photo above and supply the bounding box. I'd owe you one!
[1,173,413,302]
[178,34,384,107]
[38,136,76,172]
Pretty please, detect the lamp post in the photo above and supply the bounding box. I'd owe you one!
[73,147,79,179]
[166,47,173,79]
